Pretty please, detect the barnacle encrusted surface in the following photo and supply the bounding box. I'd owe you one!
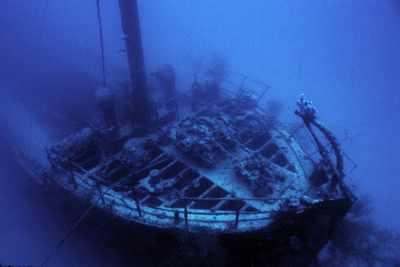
[234,152,275,196]
[175,115,236,167]
[48,128,99,167]
[174,96,271,167]
[120,138,154,168]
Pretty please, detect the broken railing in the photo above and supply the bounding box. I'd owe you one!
[153,70,271,123]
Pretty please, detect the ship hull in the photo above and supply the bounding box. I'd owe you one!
[14,133,353,266]
[45,176,351,267]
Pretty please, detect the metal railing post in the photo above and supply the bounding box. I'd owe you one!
[174,210,180,225]
[184,200,189,228]
[96,183,106,207]
[235,209,240,229]
[68,171,77,190]
[134,197,142,217]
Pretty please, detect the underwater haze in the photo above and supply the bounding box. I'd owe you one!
[0,0,399,266]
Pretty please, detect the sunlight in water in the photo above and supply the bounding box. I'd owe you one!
[0,94,53,165]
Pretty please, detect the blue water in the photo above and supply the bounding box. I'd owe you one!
[0,0,399,266]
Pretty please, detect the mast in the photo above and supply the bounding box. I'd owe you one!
[118,0,152,129]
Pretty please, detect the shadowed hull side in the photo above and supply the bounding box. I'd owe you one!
[38,175,351,267]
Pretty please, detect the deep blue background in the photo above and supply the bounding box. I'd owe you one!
[0,0,399,266]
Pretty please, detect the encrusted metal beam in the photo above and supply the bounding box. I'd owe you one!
[118,0,153,128]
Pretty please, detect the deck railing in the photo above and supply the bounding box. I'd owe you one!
[57,163,275,231]
[127,194,273,231]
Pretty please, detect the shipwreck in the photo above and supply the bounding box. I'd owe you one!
[15,1,355,266]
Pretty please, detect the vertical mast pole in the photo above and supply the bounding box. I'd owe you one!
[118,0,152,129]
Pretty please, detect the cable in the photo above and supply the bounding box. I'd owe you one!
[37,0,49,47]
[40,205,96,267]
[96,0,107,86]
[39,156,140,267]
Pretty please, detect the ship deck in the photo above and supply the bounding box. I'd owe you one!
[48,102,317,233]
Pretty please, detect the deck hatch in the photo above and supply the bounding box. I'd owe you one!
[261,143,279,158]
[142,196,163,207]
[219,200,246,211]
[203,186,229,198]
[245,132,272,150]
[158,161,187,180]
[190,199,220,209]
[183,178,214,198]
